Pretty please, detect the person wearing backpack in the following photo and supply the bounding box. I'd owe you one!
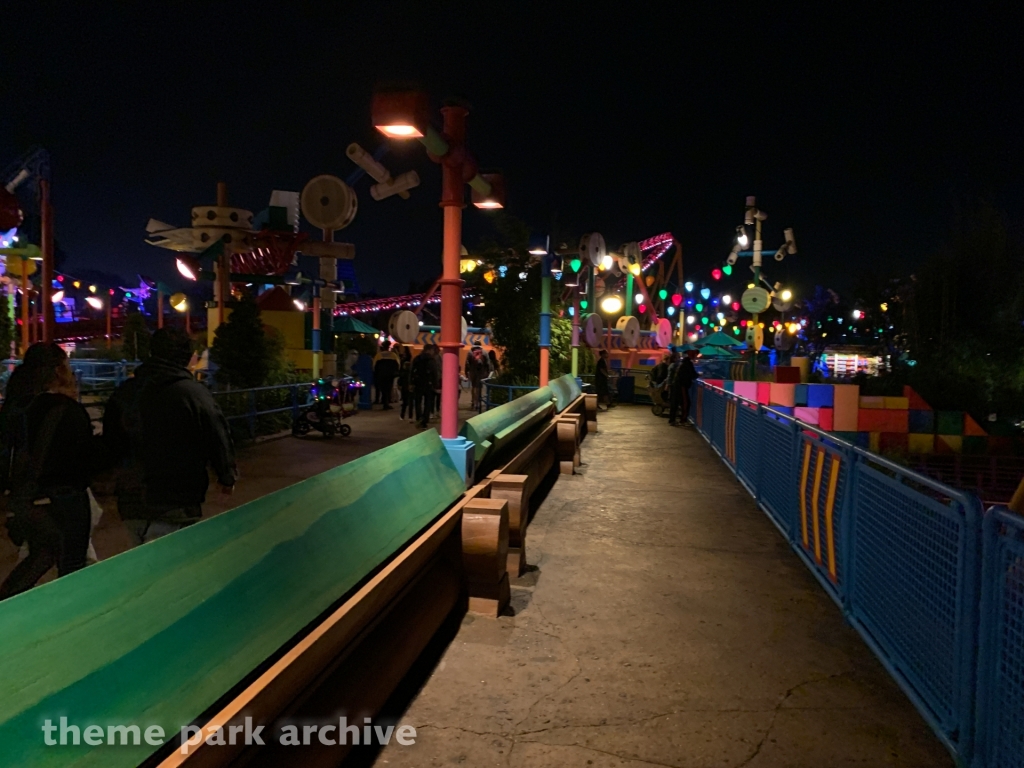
[103,328,237,545]
[411,344,440,429]
[0,344,96,600]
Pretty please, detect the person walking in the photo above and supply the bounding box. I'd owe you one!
[411,345,440,429]
[0,344,96,599]
[397,347,414,421]
[668,348,699,426]
[103,328,237,545]
[595,350,611,410]
[465,345,490,411]
[487,349,500,377]
[373,341,400,410]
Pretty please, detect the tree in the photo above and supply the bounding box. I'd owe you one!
[210,295,276,388]
[121,310,151,360]
[0,293,13,359]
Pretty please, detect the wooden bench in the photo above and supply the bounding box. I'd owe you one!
[0,431,507,768]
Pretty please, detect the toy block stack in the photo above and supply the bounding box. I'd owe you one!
[697,378,1002,458]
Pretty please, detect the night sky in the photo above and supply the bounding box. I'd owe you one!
[2,3,1021,299]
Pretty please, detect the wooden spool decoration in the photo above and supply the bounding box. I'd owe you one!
[582,312,604,347]
[461,498,510,617]
[616,315,640,348]
[388,310,420,344]
[301,174,358,231]
[579,232,607,267]
[654,317,672,348]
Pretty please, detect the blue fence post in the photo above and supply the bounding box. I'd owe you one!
[291,384,299,421]
[837,449,859,617]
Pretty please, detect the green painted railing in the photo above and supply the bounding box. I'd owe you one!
[548,374,583,413]
[460,386,555,466]
[0,430,464,767]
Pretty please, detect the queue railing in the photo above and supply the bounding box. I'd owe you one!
[690,379,1011,767]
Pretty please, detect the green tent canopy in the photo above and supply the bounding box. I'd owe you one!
[335,316,381,334]
[695,331,743,348]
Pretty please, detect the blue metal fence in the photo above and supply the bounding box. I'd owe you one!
[974,506,1024,768]
[689,380,1021,767]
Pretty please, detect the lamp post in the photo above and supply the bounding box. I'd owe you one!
[529,236,552,386]
[372,91,503,477]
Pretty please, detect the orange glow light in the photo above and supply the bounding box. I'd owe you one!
[375,124,423,139]
[473,199,503,209]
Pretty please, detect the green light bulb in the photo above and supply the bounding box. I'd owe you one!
[722,264,733,276]
[580,299,588,310]
[570,258,582,272]
[658,289,668,300]
[695,303,703,312]
[701,317,709,325]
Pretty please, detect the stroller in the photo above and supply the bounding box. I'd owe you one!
[649,383,669,417]
[292,376,362,438]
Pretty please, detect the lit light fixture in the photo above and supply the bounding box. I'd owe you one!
[671,293,683,306]
[459,258,477,273]
[684,281,694,292]
[700,288,711,299]
[85,296,103,310]
[293,299,306,311]
[628,263,641,276]
[600,295,623,313]
[736,226,749,247]
[371,90,428,138]
[712,268,722,280]
[50,290,64,303]
[472,172,505,209]
[667,306,676,316]
[658,289,668,300]
[686,315,695,324]
[600,254,614,271]
[722,294,731,304]
[73,281,81,288]
[852,309,862,320]
[695,303,703,312]
[176,256,200,281]
[569,257,582,272]
[634,293,644,305]
[781,289,792,301]
[722,265,733,276]
[880,302,888,312]
[89,284,97,293]
[170,293,188,312]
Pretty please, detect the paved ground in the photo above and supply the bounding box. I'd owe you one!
[372,405,952,768]
[0,403,478,581]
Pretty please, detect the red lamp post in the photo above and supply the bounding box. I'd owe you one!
[371,92,503,446]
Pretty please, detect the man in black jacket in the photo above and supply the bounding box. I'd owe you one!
[373,341,401,410]
[411,345,440,429]
[104,328,237,544]
[668,349,699,426]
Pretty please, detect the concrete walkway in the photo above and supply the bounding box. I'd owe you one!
[374,405,952,767]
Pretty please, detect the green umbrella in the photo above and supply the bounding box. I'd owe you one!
[335,316,380,334]
[700,345,739,358]
[695,331,744,348]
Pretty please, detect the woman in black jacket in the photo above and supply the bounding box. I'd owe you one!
[0,344,96,599]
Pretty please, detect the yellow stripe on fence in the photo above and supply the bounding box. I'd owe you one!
[811,448,826,564]
[799,443,812,548]
[824,455,842,582]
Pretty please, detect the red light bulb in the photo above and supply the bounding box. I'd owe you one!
[712,268,722,280]
[671,293,682,307]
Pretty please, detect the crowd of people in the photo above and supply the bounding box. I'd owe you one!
[648,348,699,426]
[374,342,499,427]
[0,329,237,600]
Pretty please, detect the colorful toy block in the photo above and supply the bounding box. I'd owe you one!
[936,434,963,454]
[868,432,881,452]
[818,408,834,431]
[859,396,885,409]
[791,356,810,383]
[794,406,820,426]
[704,379,725,390]
[908,433,935,454]
[988,436,1014,455]
[854,432,871,448]
[883,397,909,410]
[908,409,935,434]
[756,382,772,405]
[964,415,987,436]
[733,381,759,401]
[770,383,797,407]
[858,409,909,433]
[879,432,909,454]
[806,384,834,408]
[723,380,735,392]
[903,386,932,411]
[833,431,858,444]
[771,406,795,417]
[774,366,801,383]
[936,411,964,436]
[832,385,860,432]
[963,436,988,455]
[794,384,808,406]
